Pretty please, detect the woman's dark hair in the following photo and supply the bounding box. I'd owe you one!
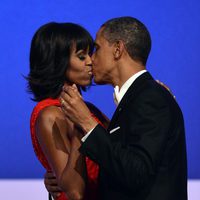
[27,22,93,101]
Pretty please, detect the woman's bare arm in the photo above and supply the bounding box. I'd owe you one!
[36,106,86,200]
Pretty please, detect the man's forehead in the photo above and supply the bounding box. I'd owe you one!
[96,27,104,36]
[95,28,104,44]
[94,36,100,46]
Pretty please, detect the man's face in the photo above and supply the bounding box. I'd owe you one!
[91,28,115,85]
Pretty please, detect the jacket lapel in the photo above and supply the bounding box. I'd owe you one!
[108,72,154,131]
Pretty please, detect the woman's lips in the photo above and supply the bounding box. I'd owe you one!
[88,71,93,76]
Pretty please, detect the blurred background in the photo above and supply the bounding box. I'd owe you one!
[0,0,199,199]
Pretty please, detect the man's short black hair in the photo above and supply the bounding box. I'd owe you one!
[101,16,151,65]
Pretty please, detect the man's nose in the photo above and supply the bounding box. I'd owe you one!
[91,53,95,63]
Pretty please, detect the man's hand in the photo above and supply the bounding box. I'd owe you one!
[44,171,62,199]
[60,84,98,133]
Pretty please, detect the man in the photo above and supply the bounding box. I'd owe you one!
[48,17,188,200]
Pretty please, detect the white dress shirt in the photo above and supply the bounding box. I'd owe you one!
[82,70,147,142]
[114,70,147,105]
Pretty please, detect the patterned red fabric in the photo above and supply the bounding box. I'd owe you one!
[30,98,104,200]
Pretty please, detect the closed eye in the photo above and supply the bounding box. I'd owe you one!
[78,55,86,60]
[94,43,100,52]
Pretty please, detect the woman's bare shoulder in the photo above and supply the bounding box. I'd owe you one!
[36,105,71,143]
[37,105,65,123]
[35,105,71,155]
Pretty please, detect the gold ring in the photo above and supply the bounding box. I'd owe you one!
[60,99,65,105]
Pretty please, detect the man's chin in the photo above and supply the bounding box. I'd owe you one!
[93,77,106,85]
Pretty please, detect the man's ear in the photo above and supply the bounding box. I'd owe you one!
[113,40,125,60]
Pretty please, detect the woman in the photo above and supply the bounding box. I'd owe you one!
[27,22,109,200]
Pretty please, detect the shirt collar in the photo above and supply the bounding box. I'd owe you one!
[114,70,147,105]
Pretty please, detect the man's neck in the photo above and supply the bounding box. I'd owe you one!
[111,65,146,89]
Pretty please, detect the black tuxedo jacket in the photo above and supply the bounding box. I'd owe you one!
[80,72,187,200]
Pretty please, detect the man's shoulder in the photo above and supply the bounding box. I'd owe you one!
[127,79,174,108]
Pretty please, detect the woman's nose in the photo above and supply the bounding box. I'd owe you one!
[86,55,92,66]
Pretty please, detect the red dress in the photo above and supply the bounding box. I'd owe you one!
[30,98,103,200]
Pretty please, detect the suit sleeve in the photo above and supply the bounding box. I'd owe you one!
[80,89,172,191]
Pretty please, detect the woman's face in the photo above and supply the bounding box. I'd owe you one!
[66,46,93,86]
